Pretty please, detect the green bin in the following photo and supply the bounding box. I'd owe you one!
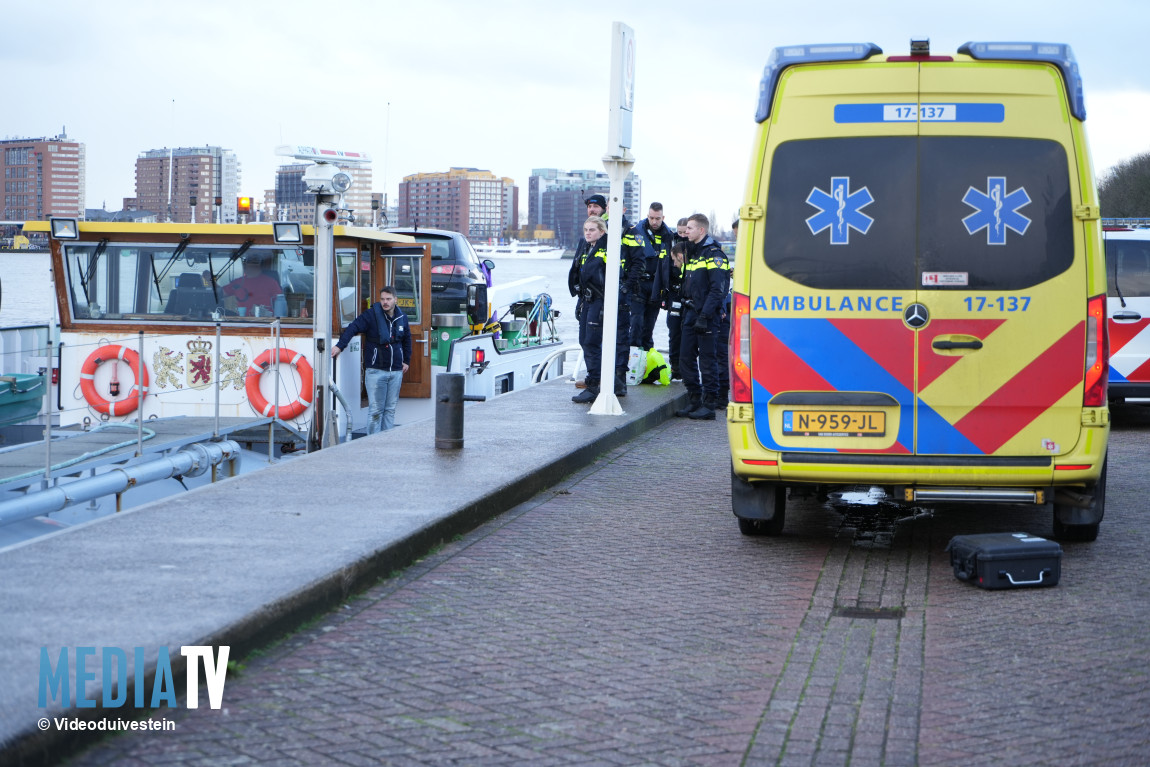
[432,314,470,367]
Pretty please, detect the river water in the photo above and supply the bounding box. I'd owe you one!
[1,251,670,354]
[0,251,54,326]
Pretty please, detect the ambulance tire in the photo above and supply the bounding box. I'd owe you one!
[732,467,786,536]
[1052,460,1106,543]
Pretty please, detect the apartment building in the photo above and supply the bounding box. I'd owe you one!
[398,168,518,241]
[1,134,86,220]
[135,146,241,223]
[528,168,640,248]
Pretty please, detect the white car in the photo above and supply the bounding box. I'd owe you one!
[1104,224,1150,401]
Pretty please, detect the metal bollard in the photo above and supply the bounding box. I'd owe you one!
[435,373,485,449]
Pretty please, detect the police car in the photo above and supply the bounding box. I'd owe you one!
[1104,221,1150,400]
[727,40,1109,541]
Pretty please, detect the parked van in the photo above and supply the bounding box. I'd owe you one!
[728,40,1110,541]
[1103,221,1150,401]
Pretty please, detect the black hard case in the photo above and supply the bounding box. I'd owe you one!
[945,533,1062,589]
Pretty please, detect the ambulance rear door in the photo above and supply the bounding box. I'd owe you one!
[913,62,1085,458]
[753,63,920,456]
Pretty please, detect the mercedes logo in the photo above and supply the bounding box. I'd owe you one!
[904,303,930,329]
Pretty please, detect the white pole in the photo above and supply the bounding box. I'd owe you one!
[213,321,221,440]
[309,193,339,450]
[44,339,53,482]
[589,22,636,417]
[589,157,633,416]
[135,331,145,456]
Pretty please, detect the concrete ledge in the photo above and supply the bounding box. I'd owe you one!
[0,379,687,765]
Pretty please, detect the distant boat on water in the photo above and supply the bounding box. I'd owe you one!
[474,239,564,259]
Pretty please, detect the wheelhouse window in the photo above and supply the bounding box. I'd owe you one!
[64,242,315,323]
[336,248,359,323]
[390,255,424,325]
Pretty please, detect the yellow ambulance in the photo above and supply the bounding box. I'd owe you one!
[728,40,1110,541]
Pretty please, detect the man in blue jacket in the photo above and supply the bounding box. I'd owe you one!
[332,285,411,433]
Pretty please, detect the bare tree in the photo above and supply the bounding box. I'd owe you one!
[1099,151,1150,218]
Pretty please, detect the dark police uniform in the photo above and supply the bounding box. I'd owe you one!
[629,219,674,350]
[678,235,729,417]
[651,231,689,379]
[567,216,643,399]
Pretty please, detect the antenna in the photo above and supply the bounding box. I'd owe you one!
[384,102,391,224]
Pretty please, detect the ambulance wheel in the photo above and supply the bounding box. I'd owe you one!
[732,468,786,536]
[1053,460,1106,543]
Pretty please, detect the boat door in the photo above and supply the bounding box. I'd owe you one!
[379,244,432,398]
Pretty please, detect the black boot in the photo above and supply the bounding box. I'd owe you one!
[675,394,701,417]
[572,387,598,404]
[689,395,716,420]
[614,369,627,397]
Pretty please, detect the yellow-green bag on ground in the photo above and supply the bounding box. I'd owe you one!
[641,349,670,386]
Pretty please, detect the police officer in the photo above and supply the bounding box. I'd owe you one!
[653,236,687,380]
[630,202,674,351]
[568,199,643,402]
[567,193,641,331]
[714,219,738,410]
[676,213,729,420]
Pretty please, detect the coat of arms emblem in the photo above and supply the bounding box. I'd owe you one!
[187,338,213,389]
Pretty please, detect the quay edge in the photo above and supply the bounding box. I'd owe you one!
[0,379,689,767]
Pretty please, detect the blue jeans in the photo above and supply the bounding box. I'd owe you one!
[365,367,403,433]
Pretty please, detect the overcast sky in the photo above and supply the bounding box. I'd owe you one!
[6,0,1149,228]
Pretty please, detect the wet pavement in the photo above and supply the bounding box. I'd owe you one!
[54,403,1150,766]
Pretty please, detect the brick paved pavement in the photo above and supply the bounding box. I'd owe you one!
[69,406,1150,766]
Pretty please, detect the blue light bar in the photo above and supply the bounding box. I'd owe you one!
[957,42,1086,121]
[755,43,883,123]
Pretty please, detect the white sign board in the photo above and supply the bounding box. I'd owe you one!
[607,22,635,154]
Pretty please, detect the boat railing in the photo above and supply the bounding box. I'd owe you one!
[498,293,561,347]
[4,317,311,489]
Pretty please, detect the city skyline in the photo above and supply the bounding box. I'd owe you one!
[5,1,1149,227]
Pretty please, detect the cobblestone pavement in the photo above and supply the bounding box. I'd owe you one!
[70,406,1150,766]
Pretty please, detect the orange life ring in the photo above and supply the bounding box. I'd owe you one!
[245,348,314,420]
[79,345,150,416]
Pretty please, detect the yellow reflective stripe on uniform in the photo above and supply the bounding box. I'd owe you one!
[592,250,630,271]
[684,253,729,271]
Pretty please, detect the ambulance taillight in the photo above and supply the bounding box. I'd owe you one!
[730,292,752,403]
[1083,294,1109,407]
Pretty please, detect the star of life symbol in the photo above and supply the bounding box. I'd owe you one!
[806,177,875,245]
[962,176,1031,245]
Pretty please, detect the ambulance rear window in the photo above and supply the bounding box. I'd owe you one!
[764,136,1074,291]
[918,137,1073,290]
